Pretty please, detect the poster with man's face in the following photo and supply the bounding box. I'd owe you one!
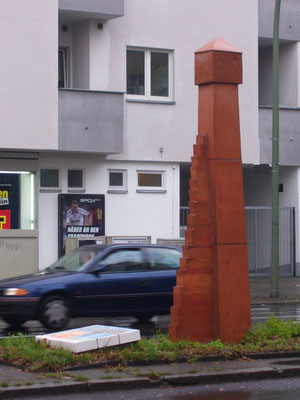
[58,194,105,256]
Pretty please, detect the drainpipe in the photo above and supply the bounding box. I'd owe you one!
[271,0,281,298]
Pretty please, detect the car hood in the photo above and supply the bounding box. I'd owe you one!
[0,270,77,288]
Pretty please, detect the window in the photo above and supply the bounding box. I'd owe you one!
[109,172,123,187]
[108,169,127,193]
[40,169,60,189]
[58,47,69,88]
[127,48,173,101]
[145,247,181,270]
[47,248,101,272]
[0,171,36,229]
[137,171,166,192]
[68,169,84,191]
[99,249,144,273]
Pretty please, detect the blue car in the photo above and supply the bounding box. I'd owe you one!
[0,244,182,331]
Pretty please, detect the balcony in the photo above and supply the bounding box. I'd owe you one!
[58,89,124,154]
[59,0,124,24]
[259,0,300,41]
[259,106,300,165]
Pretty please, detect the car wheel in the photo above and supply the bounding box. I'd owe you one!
[2,317,26,328]
[136,314,154,322]
[39,295,71,331]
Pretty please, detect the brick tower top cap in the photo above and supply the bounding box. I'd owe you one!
[195,38,242,85]
[195,37,241,54]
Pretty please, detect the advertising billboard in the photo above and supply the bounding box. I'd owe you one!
[58,194,105,256]
[0,174,20,229]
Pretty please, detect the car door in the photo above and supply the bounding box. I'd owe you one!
[76,247,152,316]
[143,247,182,314]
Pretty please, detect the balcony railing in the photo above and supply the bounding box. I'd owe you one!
[259,106,300,166]
[179,206,295,277]
[59,0,124,24]
[58,89,124,154]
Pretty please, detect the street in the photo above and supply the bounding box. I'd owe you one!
[9,378,300,399]
[0,303,299,337]
[251,303,300,324]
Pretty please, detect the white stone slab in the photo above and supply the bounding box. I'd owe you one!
[35,325,141,353]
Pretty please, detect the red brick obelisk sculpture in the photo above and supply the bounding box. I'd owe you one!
[169,38,251,343]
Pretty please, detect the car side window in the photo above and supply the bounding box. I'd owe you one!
[100,249,144,273]
[146,248,182,270]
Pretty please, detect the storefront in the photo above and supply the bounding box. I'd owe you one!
[0,170,37,279]
[0,171,36,230]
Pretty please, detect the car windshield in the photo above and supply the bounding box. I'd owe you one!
[46,247,104,272]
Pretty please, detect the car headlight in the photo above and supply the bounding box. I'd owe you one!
[4,288,29,296]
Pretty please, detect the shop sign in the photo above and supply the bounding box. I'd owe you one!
[0,175,21,229]
[0,189,9,206]
[0,210,11,229]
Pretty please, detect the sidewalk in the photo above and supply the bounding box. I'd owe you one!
[249,276,300,303]
[0,354,300,398]
[0,277,299,398]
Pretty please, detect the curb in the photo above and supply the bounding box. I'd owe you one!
[0,363,300,398]
[163,365,300,385]
[63,351,300,371]
[0,378,159,399]
[251,300,300,305]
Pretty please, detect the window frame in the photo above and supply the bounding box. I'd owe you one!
[58,47,69,88]
[67,168,85,192]
[136,170,166,193]
[107,169,127,194]
[40,168,61,192]
[126,47,174,103]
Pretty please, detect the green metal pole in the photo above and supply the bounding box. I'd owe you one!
[271,0,281,298]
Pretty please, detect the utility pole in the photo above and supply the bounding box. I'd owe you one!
[271,0,281,298]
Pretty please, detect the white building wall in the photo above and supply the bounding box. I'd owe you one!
[72,21,91,89]
[0,0,259,270]
[298,42,300,107]
[297,169,300,275]
[244,166,300,275]
[37,154,180,269]
[89,0,259,165]
[0,0,58,150]
[280,167,300,276]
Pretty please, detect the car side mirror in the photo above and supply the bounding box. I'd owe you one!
[91,264,105,274]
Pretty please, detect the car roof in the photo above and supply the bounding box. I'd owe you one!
[78,244,182,251]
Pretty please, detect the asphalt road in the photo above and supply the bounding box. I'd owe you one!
[251,303,300,324]
[0,303,299,337]
[10,377,300,399]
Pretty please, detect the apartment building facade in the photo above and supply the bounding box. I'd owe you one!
[1,0,298,276]
[244,0,300,276]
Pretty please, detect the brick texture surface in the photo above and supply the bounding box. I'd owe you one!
[169,38,251,343]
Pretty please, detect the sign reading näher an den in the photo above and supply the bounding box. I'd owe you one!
[58,194,105,256]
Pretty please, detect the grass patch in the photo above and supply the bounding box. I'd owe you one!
[72,375,89,382]
[0,316,299,373]
[134,370,171,379]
